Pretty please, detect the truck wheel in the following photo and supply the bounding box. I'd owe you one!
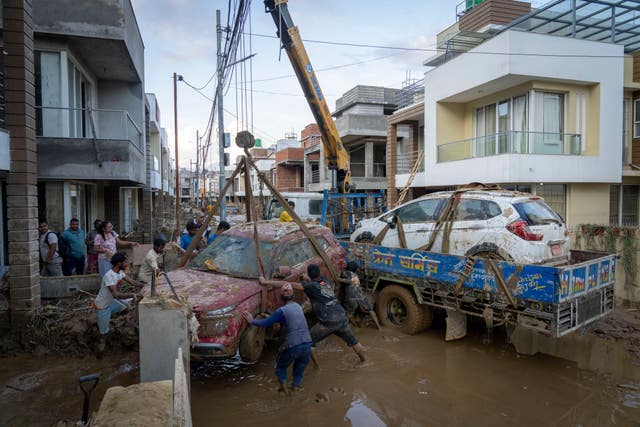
[239,324,265,363]
[376,285,426,335]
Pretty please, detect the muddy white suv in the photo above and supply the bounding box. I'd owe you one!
[350,189,569,265]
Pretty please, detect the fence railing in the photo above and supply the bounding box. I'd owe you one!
[36,106,143,150]
[396,149,425,174]
[437,131,582,163]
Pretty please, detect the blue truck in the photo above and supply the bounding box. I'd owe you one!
[341,241,615,338]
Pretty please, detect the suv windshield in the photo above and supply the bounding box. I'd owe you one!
[191,235,275,278]
[513,200,563,226]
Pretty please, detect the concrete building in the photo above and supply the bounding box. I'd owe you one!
[304,86,400,192]
[273,133,304,192]
[146,93,174,230]
[30,0,147,237]
[388,0,640,227]
[0,0,159,324]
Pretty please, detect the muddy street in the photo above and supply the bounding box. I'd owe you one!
[1,314,639,426]
[191,322,640,427]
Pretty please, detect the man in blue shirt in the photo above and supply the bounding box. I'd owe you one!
[207,221,230,245]
[62,218,86,275]
[243,283,316,395]
[180,220,199,253]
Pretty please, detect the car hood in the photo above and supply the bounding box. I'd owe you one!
[159,268,260,312]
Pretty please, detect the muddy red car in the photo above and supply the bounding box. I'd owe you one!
[162,221,345,362]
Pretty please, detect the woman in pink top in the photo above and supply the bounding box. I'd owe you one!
[94,221,139,278]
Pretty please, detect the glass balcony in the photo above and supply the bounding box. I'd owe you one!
[36,106,143,150]
[437,131,582,163]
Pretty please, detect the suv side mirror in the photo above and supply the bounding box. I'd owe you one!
[384,215,397,229]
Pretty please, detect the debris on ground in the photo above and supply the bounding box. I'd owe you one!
[0,295,139,357]
[592,306,640,364]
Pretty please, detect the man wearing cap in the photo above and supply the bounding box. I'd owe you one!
[243,283,315,395]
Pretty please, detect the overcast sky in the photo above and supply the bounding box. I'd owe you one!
[130,0,466,169]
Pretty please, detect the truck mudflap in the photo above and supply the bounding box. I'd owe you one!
[341,242,616,338]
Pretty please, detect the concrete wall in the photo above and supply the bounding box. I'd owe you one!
[97,80,144,149]
[139,297,190,383]
[32,0,143,82]
[37,138,145,184]
[422,30,624,188]
[566,183,610,226]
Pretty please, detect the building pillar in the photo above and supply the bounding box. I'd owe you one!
[4,0,41,326]
[386,122,398,207]
[365,141,374,178]
[142,106,152,243]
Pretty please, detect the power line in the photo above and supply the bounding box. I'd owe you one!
[246,31,632,58]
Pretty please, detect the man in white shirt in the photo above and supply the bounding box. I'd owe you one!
[95,252,144,354]
[38,220,63,276]
[138,236,166,284]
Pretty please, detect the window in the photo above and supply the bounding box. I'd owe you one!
[455,199,502,221]
[513,201,563,226]
[475,95,527,156]
[350,144,366,177]
[309,200,323,215]
[533,91,564,154]
[609,185,639,227]
[279,239,314,267]
[634,99,640,139]
[314,235,331,252]
[395,199,442,223]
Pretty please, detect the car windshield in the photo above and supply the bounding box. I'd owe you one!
[191,235,275,278]
[513,200,563,226]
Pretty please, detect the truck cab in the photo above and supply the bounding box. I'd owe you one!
[263,192,324,222]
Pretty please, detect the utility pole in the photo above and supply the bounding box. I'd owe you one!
[195,130,200,207]
[217,9,226,221]
[173,72,181,233]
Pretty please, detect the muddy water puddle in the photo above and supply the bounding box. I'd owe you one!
[191,326,640,427]
[0,355,138,426]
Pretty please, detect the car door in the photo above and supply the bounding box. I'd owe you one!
[276,237,316,304]
[447,197,503,256]
[381,198,444,249]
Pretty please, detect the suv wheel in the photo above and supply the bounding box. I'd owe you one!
[466,243,510,261]
[239,323,265,363]
[354,231,375,244]
[376,285,430,334]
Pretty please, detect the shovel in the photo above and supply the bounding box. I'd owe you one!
[79,374,100,424]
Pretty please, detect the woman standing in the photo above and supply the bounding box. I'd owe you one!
[94,221,139,277]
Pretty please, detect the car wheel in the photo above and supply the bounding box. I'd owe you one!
[466,243,510,261]
[376,285,427,335]
[239,323,265,363]
[354,231,375,244]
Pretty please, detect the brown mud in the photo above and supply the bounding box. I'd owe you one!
[0,354,138,426]
[1,308,639,426]
[190,314,640,427]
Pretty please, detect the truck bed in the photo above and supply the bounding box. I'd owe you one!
[341,242,616,337]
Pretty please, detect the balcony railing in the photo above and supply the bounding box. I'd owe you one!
[36,106,143,150]
[397,149,425,174]
[437,131,582,163]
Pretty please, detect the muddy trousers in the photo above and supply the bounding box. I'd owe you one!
[275,342,312,387]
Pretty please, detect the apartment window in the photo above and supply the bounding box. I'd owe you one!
[634,99,640,138]
[35,51,93,138]
[475,95,527,155]
[533,91,564,154]
[610,185,640,227]
[350,144,366,177]
[373,144,386,177]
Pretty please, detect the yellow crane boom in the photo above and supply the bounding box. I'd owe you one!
[265,0,351,193]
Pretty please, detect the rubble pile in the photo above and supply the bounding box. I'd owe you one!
[592,307,640,364]
[0,295,139,357]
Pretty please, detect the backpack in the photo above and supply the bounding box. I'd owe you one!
[46,231,71,259]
